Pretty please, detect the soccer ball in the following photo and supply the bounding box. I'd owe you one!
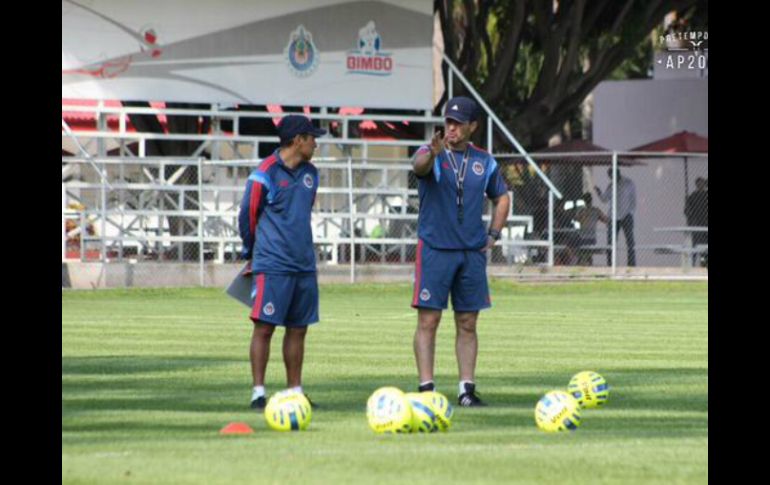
[535,390,582,432]
[421,391,453,431]
[405,392,438,433]
[366,387,412,434]
[264,390,312,431]
[568,371,610,408]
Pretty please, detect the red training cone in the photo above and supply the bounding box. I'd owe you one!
[220,422,254,435]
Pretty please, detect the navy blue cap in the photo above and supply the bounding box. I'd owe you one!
[444,96,479,123]
[278,115,327,142]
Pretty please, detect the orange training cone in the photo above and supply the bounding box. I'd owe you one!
[220,422,254,435]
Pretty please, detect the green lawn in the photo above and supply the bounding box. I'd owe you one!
[62,280,708,484]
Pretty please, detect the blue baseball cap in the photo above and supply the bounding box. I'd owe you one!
[444,96,479,123]
[278,115,327,143]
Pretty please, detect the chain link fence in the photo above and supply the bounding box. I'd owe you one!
[63,126,707,288]
[497,152,708,271]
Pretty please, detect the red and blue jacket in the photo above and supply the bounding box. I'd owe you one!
[238,150,319,273]
[414,143,508,250]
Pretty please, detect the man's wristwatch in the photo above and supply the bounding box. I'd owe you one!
[487,228,502,241]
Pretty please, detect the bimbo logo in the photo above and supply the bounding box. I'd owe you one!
[346,21,393,76]
[285,25,319,77]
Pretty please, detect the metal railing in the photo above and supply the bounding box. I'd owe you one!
[62,142,545,284]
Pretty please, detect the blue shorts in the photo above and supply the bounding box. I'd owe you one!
[250,273,319,327]
[411,240,491,312]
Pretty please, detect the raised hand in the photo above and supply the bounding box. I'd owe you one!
[430,130,446,156]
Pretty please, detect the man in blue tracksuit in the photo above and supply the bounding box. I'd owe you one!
[238,115,325,409]
[411,96,511,406]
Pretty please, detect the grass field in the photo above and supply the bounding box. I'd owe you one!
[62,280,708,484]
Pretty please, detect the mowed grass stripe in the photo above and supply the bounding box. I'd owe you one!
[63,281,707,485]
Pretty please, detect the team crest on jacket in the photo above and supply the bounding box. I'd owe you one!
[419,288,431,301]
[303,173,314,189]
[472,161,484,176]
[263,302,275,316]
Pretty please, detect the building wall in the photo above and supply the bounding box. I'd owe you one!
[591,78,708,266]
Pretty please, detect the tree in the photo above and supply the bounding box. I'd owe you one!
[436,0,704,149]
[117,1,708,257]
[436,0,705,239]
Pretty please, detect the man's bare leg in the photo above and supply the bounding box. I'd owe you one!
[414,309,442,386]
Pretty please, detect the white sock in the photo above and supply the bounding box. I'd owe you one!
[420,380,435,388]
[290,386,303,394]
[252,386,265,400]
[459,380,474,396]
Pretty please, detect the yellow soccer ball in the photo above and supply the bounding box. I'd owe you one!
[264,390,312,431]
[568,371,610,409]
[405,392,438,433]
[421,391,453,431]
[366,387,412,434]
[535,390,582,432]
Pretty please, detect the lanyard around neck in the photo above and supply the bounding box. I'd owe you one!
[445,147,470,224]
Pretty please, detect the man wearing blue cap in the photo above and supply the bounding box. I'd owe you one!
[411,96,510,406]
[238,114,326,409]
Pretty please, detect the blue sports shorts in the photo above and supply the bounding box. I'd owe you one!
[250,272,319,326]
[411,239,491,312]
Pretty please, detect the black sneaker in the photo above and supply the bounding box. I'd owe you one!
[250,396,266,410]
[304,394,318,409]
[418,382,436,392]
[458,383,487,407]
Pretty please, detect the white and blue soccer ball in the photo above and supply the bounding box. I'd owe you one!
[264,389,312,431]
[534,390,582,433]
[568,371,610,408]
[422,391,453,431]
[366,387,412,434]
[405,392,439,433]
